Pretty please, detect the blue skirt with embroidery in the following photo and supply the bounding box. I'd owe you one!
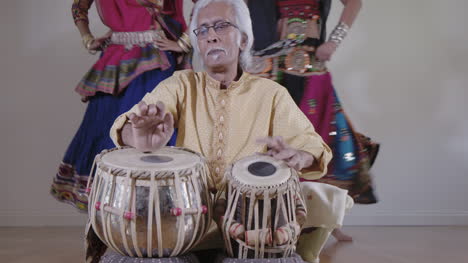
[51,52,177,211]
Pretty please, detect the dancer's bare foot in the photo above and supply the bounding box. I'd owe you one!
[332,228,353,241]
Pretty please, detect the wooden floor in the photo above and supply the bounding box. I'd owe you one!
[1,226,467,263]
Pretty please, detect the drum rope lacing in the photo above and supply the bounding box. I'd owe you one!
[86,147,212,258]
[221,163,306,259]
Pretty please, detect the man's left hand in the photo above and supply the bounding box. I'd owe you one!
[256,136,314,171]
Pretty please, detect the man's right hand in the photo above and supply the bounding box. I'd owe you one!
[124,101,174,152]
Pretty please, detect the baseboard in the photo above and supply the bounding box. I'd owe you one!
[0,210,88,227]
[344,211,468,226]
[1,210,467,227]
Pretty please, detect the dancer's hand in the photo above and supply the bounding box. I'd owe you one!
[88,31,112,51]
[126,101,174,152]
[316,41,338,61]
[155,34,184,52]
[256,136,314,171]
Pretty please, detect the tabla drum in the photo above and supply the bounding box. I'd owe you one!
[86,147,212,258]
[220,155,307,259]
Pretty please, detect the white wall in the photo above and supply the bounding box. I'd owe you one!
[1,0,467,227]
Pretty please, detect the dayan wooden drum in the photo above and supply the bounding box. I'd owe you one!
[220,155,307,259]
[86,147,212,258]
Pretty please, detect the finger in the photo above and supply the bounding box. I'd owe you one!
[128,113,138,123]
[147,104,158,116]
[272,136,287,150]
[286,161,300,171]
[158,38,170,43]
[275,136,288,149]
[256,137,275,150]
[155,40,168,47]
[137,101,149,116]
[129,113,147,127]
[158,43,171,49]
[91,43,102,50]
[130,115,145,127]
[128,115,139,126]
[155,40,167,47]
[273,137,287,152]
[158,44,172,50]
[287,155,302,170]
[89,40,98,48]
[155,101,166,119]
[136,117,147,127]
[163,112,174,133]
[318,53,328,61]
[300,152,314,169]
[273,149,296,160]
[104,30,113,38]
[316,53,326,61]
[256,137,283,151]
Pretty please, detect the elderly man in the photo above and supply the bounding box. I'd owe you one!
[109,0,352,262]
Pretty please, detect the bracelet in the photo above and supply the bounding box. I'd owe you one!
[82,33,97,55]
[81,33,94,49]
[177,33,192,53]
[328,22,350,46]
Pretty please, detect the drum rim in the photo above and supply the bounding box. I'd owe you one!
[225,155,298,195]
[88,146,213,257]
[94,146,206,179]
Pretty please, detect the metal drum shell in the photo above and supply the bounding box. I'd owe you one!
[88,147,212,258]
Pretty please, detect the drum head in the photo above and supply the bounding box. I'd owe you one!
[100,147,201,172]
[231,155,291,188]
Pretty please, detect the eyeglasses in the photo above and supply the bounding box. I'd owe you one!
[193,21,239,38]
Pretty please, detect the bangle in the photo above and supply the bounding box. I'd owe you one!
[177,33,192,53]
[82,33,97,54]
[81,33,95,48]
[328,22,350,46]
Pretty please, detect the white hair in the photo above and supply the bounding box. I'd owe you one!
[189,0,254,70]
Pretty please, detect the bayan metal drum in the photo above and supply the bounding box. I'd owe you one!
[87,147,212,258]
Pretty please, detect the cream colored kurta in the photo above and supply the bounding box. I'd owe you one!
[109,69,352,250]
[110,70,332,189]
